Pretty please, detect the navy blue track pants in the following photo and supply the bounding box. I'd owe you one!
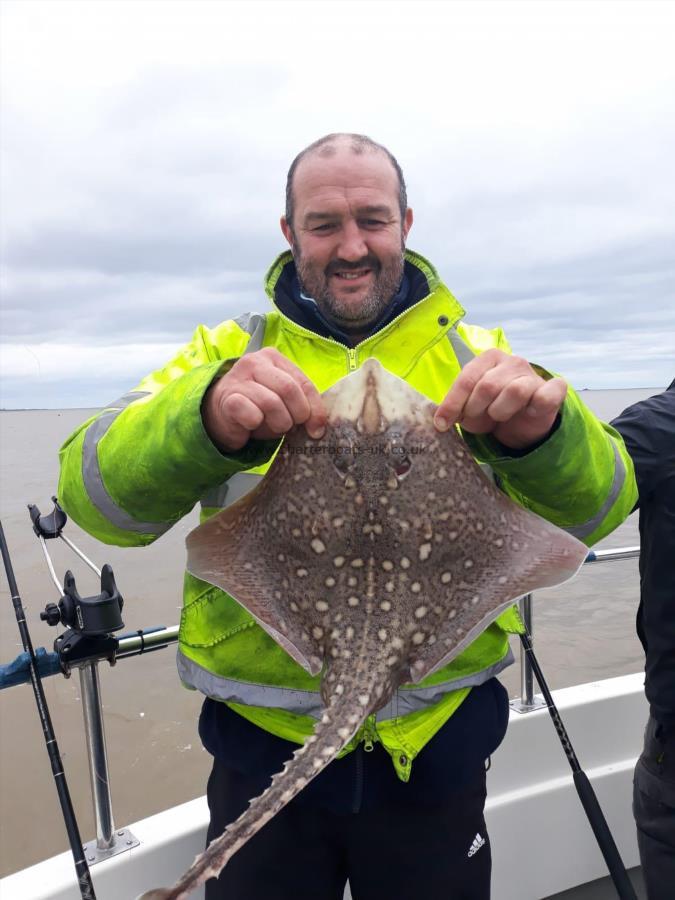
[204,757,491,900]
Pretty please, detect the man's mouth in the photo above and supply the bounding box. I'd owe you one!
[333,269,372,281]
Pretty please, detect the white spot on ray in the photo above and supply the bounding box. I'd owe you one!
[311,538,326,554]
[419,543,432,561]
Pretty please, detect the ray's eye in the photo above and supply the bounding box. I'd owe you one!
[386,427,412,480]
[330,428,358,479]
[393,455,412,480]
[332,450,355,478]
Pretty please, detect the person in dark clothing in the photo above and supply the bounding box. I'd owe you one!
[611,379,675,898]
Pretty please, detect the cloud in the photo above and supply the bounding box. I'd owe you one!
[1,0,674,407]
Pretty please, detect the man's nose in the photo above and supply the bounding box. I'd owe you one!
[337,220,369,261]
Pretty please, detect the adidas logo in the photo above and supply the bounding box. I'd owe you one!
[467,832,486,858]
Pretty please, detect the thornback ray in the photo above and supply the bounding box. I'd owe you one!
[138,358,588,900]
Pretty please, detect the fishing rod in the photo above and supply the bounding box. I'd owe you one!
[0,520,97,900]
[520,630,638,900]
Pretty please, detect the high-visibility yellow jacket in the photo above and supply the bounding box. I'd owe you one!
[58,250,637,781]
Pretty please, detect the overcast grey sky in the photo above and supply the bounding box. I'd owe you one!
[1,0,673,408]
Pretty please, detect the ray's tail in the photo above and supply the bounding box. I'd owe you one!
[137,695,371,900]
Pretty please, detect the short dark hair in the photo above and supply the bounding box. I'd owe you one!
[285,133,407,229]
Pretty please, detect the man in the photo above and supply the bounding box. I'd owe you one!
[611,381,675,899]
[58,134,636,899]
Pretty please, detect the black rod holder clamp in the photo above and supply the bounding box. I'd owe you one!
[29,496,67,539]
[41,566,125,675]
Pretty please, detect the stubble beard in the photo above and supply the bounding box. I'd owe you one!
[294,239,406,337]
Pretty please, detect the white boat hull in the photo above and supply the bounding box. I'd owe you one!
[1,673,646,900]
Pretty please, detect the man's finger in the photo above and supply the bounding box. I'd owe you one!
[525,377,568,419]
[483,374,539,423]
[251,366,312,427]
[252,349,326,438]
[433,351,502,430]
[230,381,295,436]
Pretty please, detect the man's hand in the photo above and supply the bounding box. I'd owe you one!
[433,349,567,450]
[203,348,326,452]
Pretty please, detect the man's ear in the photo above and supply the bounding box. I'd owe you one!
[280,216,295,249]
[402,207,413,241]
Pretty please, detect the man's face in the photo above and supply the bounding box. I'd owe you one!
[281,146,413,338]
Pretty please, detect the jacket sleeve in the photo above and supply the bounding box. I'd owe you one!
[461,367,638,548]
[58,319,276,548]
[610,386,675,501]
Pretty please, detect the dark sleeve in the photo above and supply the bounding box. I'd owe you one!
[611,387,675,501]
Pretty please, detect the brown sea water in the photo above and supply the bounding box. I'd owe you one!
[0,388,661,876]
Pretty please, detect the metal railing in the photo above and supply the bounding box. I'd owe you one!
[511,545,640,712]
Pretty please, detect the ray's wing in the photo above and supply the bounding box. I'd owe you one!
[398,423,588,684]
[186,425,358,677]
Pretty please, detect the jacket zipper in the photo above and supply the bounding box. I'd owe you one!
[273,296,456,376]
[351,714,378,813]
[352,744,364,813]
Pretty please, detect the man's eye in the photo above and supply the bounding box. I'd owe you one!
[312,223,337,232]
[360,219,385,228]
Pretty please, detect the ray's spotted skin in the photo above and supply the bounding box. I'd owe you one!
[138,359,587,900]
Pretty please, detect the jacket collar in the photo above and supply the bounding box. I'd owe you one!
[264,250,455,345]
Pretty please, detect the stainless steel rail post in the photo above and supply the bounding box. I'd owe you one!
[511,546,640,714]
[79,661,115,851]
[75,627,178,862]
[510,593,545,713]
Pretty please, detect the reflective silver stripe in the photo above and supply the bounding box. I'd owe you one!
[176,647,513,721]
[234,312,267,354]
[447,326,476,368]
[375,648,513,720]
[564,437,627,540]
[201,473,264,509]
[82,391,170,536]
